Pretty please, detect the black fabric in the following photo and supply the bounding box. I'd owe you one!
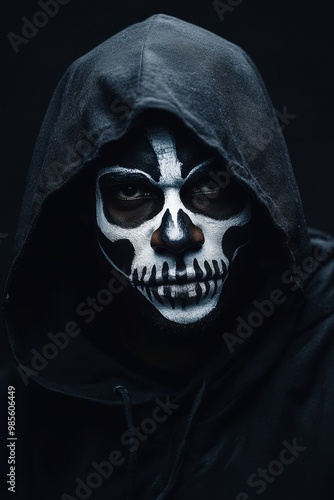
[1,14,334,500]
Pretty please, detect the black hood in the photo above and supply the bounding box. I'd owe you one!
[3,14,310,403]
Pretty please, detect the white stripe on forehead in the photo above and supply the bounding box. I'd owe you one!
[146,127,183,183]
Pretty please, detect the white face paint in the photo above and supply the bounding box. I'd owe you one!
[96,127,251,324]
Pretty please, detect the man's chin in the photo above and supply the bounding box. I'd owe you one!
[129,284,224,341]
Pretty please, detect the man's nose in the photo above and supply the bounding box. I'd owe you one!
[151,209,204,254]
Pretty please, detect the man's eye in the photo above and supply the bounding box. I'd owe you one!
[102,181,164,223]
[113,185,153,201]
[182,175,247,219]
[191,181,220,199]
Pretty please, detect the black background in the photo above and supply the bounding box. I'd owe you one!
[1,0,333,302]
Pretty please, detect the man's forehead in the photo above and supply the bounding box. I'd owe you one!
[101,123,215,181]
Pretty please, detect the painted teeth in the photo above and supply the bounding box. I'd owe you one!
[151,287,163,305]
[194,258,204,280]
[162,262,169,282]
[139,277,223,310]
[204,260,212,279]
[145,285,152,301]
[163,284,175,309]
[132,268,139,285]
[195,282,202,304]
[132,259,226,286]
[187,285,198,299]
[213,260,220,275]
[221,259,227,274]
[150,265,157,285]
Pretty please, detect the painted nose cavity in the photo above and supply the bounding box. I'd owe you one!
[151,209,204,254]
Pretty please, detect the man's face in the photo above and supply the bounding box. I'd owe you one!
[95,123,251,324]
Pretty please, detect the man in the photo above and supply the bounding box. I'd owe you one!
[1,14,334,500]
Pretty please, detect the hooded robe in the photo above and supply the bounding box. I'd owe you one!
[1,14,334,500]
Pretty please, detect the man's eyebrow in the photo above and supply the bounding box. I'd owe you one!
[183,158,218,182]
[97,159,220,185]
[97,166,155,183]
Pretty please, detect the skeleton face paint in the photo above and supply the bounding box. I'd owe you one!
[95,126,251,324]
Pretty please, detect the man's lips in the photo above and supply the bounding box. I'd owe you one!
[150,278,222,297]
[130,259,227,306]
[136,275,224,287]
[138,277,224,305]
[131,259,226,287]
